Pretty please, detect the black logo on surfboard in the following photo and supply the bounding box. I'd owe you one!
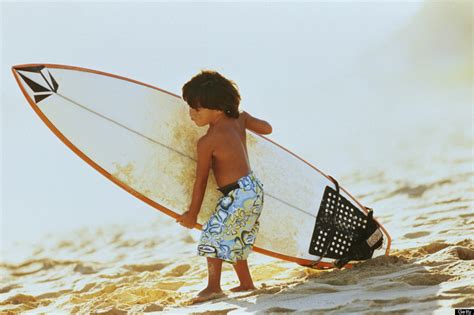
[14,65,59,104]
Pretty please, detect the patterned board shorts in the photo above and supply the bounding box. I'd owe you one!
[197,171,264,264]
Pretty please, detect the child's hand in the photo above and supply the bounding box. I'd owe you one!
[176,211,198,229]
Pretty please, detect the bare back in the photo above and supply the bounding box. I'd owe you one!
[206,114,250,187]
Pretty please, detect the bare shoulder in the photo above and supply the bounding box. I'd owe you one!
[197,133,214,151]
[240,111,249,121]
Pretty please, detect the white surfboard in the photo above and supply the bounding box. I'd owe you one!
[12,64,391,268]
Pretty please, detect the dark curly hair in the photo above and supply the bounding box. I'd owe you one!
[182,70,241,118]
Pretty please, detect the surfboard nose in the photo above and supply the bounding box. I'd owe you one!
[12,64,59,103]
[12,64,46,73]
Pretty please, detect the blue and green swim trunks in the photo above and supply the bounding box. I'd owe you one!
[198,171,264,264]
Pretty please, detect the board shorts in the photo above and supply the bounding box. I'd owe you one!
[197,171,264,264]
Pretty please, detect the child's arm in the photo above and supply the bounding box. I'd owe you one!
[176,136,213,229]
[242,111,272,135]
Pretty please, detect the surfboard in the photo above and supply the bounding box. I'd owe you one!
[12,63,391,269]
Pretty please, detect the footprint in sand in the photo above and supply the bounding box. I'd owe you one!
[143,303,164,312]
[0,284,21,293]
[452,247,474,260]
[165,264,191,277]
[188,292,227,305]
[124,263,167,272]
[399,272,454,286]
[265,307,296,313]
[3,293,37,304]
[74,263,97,274]
[404,231,431,239]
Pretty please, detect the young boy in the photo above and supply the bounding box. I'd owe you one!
[176,70,272,302]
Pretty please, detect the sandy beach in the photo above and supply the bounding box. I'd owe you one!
[1,1,472,314]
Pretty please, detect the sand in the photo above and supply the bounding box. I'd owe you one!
[0,221,472,314]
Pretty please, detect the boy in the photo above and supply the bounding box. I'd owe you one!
[176,70,272,302]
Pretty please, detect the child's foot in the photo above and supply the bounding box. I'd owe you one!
[191,287,225,304]
[230,284,256,292]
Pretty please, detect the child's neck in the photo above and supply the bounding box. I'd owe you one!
[209,112,226,127]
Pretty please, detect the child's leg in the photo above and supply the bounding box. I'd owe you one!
[197,257,224,297]
[230,259,256,292]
